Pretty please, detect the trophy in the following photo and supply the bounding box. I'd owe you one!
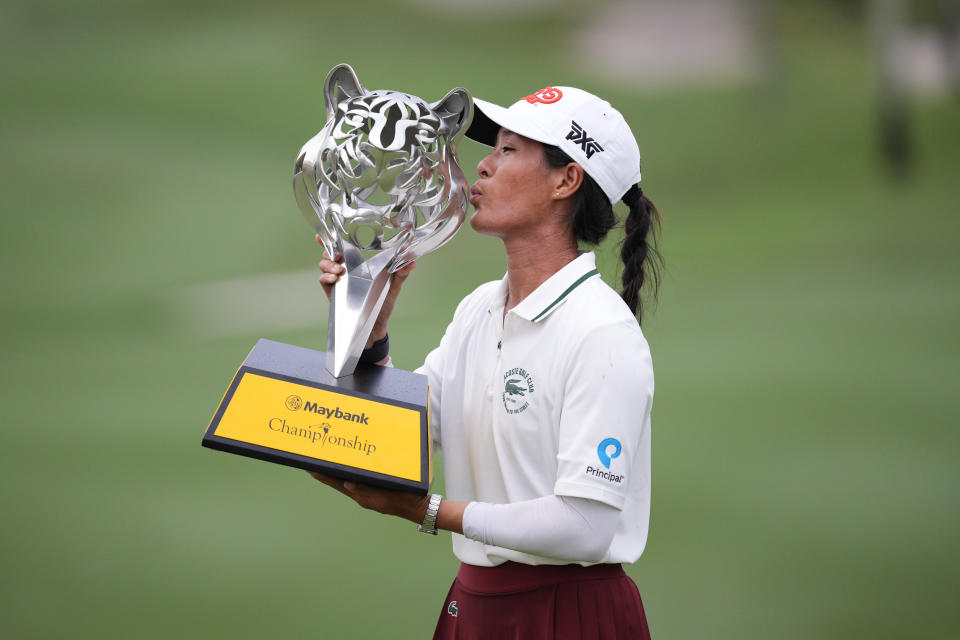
[202,64,472,495]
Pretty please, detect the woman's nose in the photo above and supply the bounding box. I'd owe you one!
[477,153,493,178]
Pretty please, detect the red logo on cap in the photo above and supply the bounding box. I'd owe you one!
[522,87,563,105]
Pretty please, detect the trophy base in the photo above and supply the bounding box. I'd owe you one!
[202,338,431,495]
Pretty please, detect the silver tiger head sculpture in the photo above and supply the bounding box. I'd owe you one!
[293,64,473,377]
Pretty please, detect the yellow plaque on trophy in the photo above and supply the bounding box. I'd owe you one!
[203,339,432,494]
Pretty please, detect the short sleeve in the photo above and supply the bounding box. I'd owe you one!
[553,322,653,509]
[415,292,476,454]
[417,338,447,454]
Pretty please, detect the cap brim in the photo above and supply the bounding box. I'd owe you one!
[464,99,499,146]
[465,98,556,148]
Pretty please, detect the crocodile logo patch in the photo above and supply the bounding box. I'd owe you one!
[502,367,535,414]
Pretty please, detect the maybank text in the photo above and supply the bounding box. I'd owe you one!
[303,401,369,425]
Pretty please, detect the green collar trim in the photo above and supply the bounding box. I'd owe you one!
[531,269,600,322]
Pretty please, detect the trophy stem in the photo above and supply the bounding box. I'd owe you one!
[327,265,392,378]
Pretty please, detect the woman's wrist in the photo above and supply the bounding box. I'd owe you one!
[360,333,389,363]
[436,499,466,535]
[411,494,431,524]
[365,327,388,348]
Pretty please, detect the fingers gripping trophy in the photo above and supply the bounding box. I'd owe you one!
[202,65,472,495]
[294,64,473,378]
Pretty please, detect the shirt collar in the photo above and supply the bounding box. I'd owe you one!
[503,251,601,323]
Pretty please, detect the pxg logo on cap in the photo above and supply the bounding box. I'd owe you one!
[597,437,622,469]
[566,121,604,159]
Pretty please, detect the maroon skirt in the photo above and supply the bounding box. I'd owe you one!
[432,562,651,639]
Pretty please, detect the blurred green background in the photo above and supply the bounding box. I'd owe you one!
[2,0,958,637]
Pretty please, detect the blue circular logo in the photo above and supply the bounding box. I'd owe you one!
[597,437,622,469]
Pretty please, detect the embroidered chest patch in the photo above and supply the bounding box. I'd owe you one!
[502,367,535,414]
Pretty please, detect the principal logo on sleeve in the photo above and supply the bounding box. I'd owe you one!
[502,367,535,414]
[586,437,624,484]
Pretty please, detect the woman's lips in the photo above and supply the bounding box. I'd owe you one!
[469,185,482,206]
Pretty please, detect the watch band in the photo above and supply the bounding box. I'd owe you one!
[417,494,442,535]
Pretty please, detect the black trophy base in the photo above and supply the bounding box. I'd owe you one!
[202,338,431,495]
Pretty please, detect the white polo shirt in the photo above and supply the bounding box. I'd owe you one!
[417,252,653,566]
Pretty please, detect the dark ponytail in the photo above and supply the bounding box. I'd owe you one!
[619,184,662,321]
[542,145,662,323]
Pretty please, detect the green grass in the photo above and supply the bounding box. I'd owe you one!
[1,2,958,638]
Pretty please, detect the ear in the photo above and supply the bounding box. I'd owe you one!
[553,163,584,199]
[431,88,473,142]
[323,64,365,120]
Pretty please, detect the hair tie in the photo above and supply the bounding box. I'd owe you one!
[622,184,642,208]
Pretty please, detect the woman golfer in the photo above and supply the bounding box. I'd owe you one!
[313,85,659,639]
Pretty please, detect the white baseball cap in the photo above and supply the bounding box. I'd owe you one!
[465,86,642,204]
